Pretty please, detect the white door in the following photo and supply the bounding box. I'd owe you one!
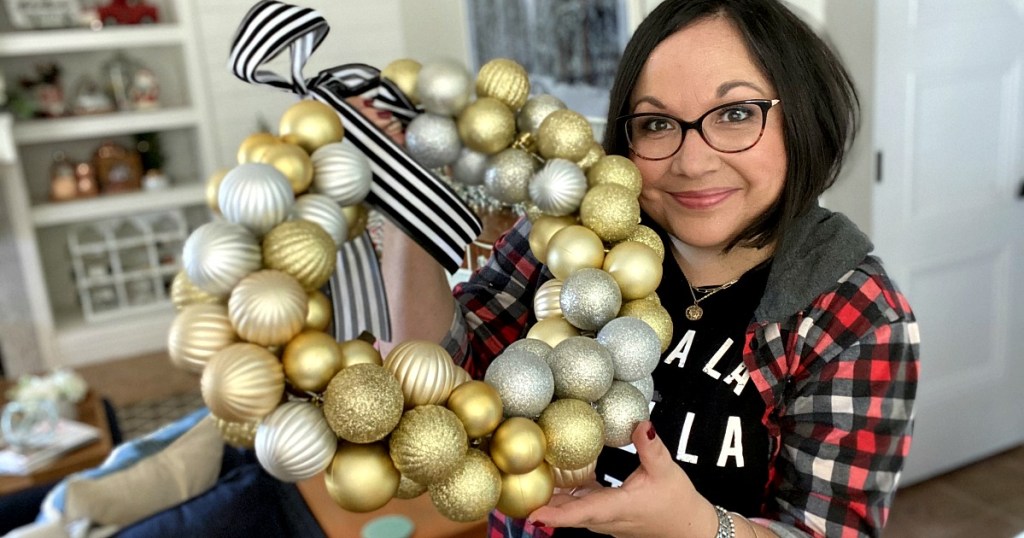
[873,0,1024,484]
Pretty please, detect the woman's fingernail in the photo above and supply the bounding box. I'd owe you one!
[647,424,656,440]
[377,110,393,119]
[363,98,374,107]
[531,521,546,528]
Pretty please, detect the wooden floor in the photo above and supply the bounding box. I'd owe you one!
[76,354,1024,538]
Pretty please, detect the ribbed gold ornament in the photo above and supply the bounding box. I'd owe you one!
[305,290,332,332]
[532,278,563,321]
[170,270,222,310]
[257,142,314,194]
[389,405,468,485]
[603,241,663,301]
[282,330,344,392]
[453,366,472,387]
[337,338,383,368]
[201,343,284,423]
[525,317,580,348]
[167,303,237,374]
[204,168,230,215]
[340,204,369,241]
[228,270,308,347]
[622,225,665,261]
[446,381,503,439]
[278,100,344,154]
[236,132,280,164]
[475,58,530,111]
[489,417,546,474]
[215,416,259,449]
[496,461,555,519]
[457,97,517,155]
[396,474,428,499]
[262,220,337,291]
[325,442,400,513]
[587,155,643,196]
[619,299,674,353]
[576,142,606,172]
[381,58,422,105]
[551,459,596,489]
[527,216,576,265]
[538,398,604,471]
[429,449,502,522]
[384,340,459,408]
[536,109,594,162]
[545,225,606,280]
[322,363,404,443]
[580,184,640,242]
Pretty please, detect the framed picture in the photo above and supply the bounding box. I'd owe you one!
[4,0,84,29]
[93,141,142,194]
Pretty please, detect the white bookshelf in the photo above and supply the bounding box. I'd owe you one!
[13,107,200,145]
[32,183,205,227]
[0,25,185,57]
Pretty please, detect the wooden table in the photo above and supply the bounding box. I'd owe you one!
[0,390,114,496]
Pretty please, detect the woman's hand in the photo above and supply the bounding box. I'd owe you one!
[343,96,405,145]
[527,421,719,538]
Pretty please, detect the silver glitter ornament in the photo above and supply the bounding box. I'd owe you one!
[483,148,538,205]
[548,336,614,402]
[291,193,348,247]
[218,163,294,237]
[452,147,489,186]
[406,113,462,169]
[596,316,661,382]
[628,375,655,403]
[484,348,554,418]
[595,381,650,447]
[504,338,552,364]
[517,94,566,134]
[182,221,262,297]
[416,60,472,116]
[560,268,622,332]
[529,158,588,217]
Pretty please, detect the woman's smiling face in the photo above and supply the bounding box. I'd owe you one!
[630,16,787,251]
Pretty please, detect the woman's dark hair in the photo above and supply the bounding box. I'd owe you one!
[604,0,859,250]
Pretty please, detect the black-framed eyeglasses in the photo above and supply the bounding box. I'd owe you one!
[616,99,781,160]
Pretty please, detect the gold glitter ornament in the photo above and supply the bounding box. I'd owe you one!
[168,303,237,374]
[236,132,280,164]
[527,216,576,265]
[619,299,674,353]
[603,241,663,301]
[262,220,337,291]
[218,163,294,237]
[594,381,650,448]
[576,142,605,172]
[526,317,580,348]
[538,398,604,471]
[429,449,502,522]
[204,168,229,214]
[536,109,594,162]
[446,381,503,438]
[322,363,403,443]
[532,278,563,320]
[524,203,545,222]
[457,97,516,155]
[483,349,554,418]
[255,402,336,482]
[292,193,349,248]
[304,290,332,332]
[476,58,530,112]
[396,474,428,499]
[551,459,596,489]
[325,442,399,512]
[545,225,605,280]
[483,148,539,205]
[389,405,468,485]
[528,158,588,217]
[384,340,459,408]
[256,142,314,194]
[587,155,643,196]
[559,268,621,332]
[381,58,422,104]
[580,184,640,242]
[228,270,308,347]
[622,225,665,261]
[310,141,373,206]
[282,330,344,392]
[496,461,555,519]
[215,417,259,449]
[517,94,566,134]
[201,343,284,423]
[548,336,615,402]
[340,204,369,241]
[170,270,222,310]
[416,60,473,116]
[337,338,383,368]
[278,100,344,154]
[489,417,546,474]
[183,221,262,297]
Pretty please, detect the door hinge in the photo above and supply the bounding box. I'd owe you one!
[875,151,883,183]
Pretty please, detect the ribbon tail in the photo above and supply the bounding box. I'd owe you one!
[328,232,391,342]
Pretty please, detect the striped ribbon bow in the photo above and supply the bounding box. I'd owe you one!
[228,0,482,342]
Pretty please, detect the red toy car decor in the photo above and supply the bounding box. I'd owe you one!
[97,0,159,25]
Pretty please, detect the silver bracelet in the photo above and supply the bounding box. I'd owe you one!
[730,511,757,538]
[714,505,735,538]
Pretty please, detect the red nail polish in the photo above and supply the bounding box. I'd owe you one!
[647,425,656,440]
[377,110,393,119]
[532,521,546,528]
[363,98,374,107]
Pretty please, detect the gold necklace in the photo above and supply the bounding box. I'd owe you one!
[684,278,739,321]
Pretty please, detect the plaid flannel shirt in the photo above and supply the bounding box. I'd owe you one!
[441,213,920,538]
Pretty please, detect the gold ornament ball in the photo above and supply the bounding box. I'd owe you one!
[170,270,222,310]
[552,459,596,489]
[237,132,280,164]
[623,225,665,261]
[429,449,502,522]
[457,97,516,155]
[282,330,344,392]
[526,317,580,348]
[215,417,259,449]
[603,241,663,301]
[167,303,237,374]
[580,184,640,243]
[322,363,404,443]
[325,441,400,513]
[496,461,555,519]
[476,58,530,111]
[489,417,546,475]
[381,58,422,105]
[384,340,459,408]
[256,142,314,194]
[587,155,643,196]
[536,109,594,162]
[204,168,230,214]
[338,338,383,368]
[228,269,308,347]
[389,405,468,486]
[453,366,472,387]
[577,142,606,172]
[545,225,606,280]
[538,398,604,471]
[532,278,563,321]
[396,474,428,499]
[201,343,285,423]
[263,220,338,291]
[279,100,344,154]
[340,204,369,241]
[528,215,577,265]
[446,381,503,439]
[305,290,332,332]
[619,299,674,353]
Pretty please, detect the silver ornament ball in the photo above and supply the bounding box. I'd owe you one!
[503,338,553,365]
[291,193,349,247]
[560,268,622,332]
[218,163,294,236]
[182,221,262,297]
[548,336,615,402]
[406,113,462,169]
[310,140,372,206]
[416,60,473,116]
[517,94,567,134]
[483,148,538,205]
[628,375,655,403]
[452,147,490,186]
[529,158,588,217]
[255,402,336,482]
[484,348,554,418]
[595,381,650,448]
[596,316,661,382]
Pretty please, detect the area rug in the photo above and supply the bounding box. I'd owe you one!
[115,390,205,441]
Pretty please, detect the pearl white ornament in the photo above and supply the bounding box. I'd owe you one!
[596,316,661,382]
[291,193,348,247]
[484,348,554,418]
[310,141,372,206]
[416,60,472,116]
[182,221,262,297]
[529,158,588,216]
[218,163,294,236]
[255,402,337,482]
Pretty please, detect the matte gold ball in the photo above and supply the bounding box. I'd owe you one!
[475,58,530,111]
[201,343,285,423]
[204,168,230,214]
[167,303,237,374]
[457,97,516,155]
[322,363,404,443]
[525,317,580,348]
[215,417,259,449]
[619,299,674,353]
[340,204,369,241]
[282,330,344,392]
[528,216,576,265]
[381,58,422,104]
[446,381,503,438]
[325,442,399,513]
[545,225,606,280]
[532,278,563,321]
[538,398,604,471]
[577,142,605,172]
[552,459,596,489]
[603,241,663,301]
[338,338,383,368]
[256,142,314,194]
[262,220,338,291]
[228,270,308,347]
[580,184,640,242]
[489,417,546,474]
[305,290,332,332]
[237,132,280,164]
[384,340,459,408]
[429,449,502,522]
[396,474,428,499]
[170,270,223,310]
[587,155,643,196]
[279,100,344,154]
[622,225,665,261]
[496,461,555,519]
[537,109,594,162]
[389,405,468,485]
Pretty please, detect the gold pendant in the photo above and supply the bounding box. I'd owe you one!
[685,304,703,321]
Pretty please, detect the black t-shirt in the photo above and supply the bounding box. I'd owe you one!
[552,234,771,537]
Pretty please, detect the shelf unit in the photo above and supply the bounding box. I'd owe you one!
[0,0,216,372]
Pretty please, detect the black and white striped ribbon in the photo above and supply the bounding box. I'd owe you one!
[229,0,482,342]
[327,234,390,342]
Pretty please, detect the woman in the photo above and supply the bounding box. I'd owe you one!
[371,1,919,536]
